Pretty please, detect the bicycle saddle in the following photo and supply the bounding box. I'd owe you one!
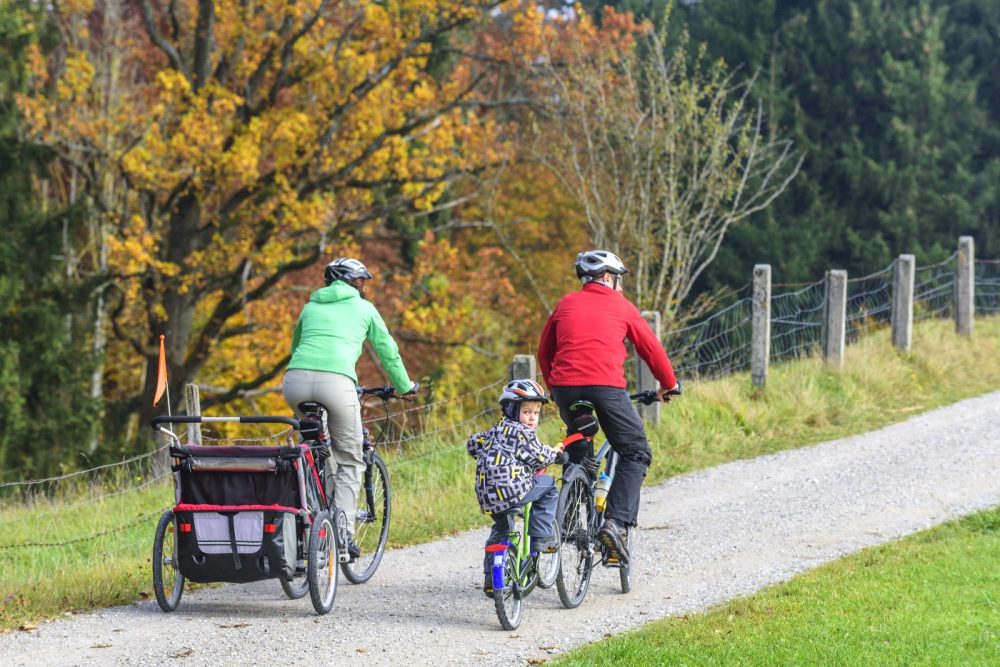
[297,401,326,413]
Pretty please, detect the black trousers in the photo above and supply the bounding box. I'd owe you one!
[550,386,652,527]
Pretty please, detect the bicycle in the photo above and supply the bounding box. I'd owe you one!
[488,499,561,630]
[555,385,681,608]
[281,384,409,598]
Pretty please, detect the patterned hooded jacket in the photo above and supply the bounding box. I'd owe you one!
[467,419,559,514]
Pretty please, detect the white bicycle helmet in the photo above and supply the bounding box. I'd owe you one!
[575,250,628,282]
[324,257,373,286]
[499,379,549,420]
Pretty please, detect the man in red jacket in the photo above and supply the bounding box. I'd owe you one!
[538,249,679,560]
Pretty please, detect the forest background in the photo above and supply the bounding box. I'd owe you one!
[1,0,997,477]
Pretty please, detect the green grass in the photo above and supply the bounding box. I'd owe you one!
[554,507,1000,666]
[1,316,999,630]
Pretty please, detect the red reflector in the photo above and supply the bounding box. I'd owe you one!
[485,544,508,553]
[264,523,277,533]
[179,523,192,533]
[318,528,327,539]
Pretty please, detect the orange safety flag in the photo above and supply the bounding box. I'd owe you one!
[153,335,167,407]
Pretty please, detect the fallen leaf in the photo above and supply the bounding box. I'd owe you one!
[19,623,37,632]
[91,644,112,649]
[539,645,559,651]
[527,658,546,665]
[172,648,193,658]
[356,647,368,654]
[217,623,249,629]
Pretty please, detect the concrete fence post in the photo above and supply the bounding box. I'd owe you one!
[751,264,772,388]
[823,269,848,368]
[509,354,537,382]
[637,311,662,426]
[184,383,202,444]
[956,236,975,335]
[891,254,915,351]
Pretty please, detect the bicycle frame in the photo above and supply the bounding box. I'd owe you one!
[488,503,534,594]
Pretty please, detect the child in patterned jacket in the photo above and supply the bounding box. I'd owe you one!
[466,379,565,596]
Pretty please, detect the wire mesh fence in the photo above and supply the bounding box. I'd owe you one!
[914,256,956,322]
[771,279,826,363]
[976,259,1000,315]
[661,297,753,379]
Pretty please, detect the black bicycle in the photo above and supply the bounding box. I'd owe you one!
[289,385,408,587]
[555,385,681,608]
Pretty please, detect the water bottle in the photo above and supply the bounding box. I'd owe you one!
[595,472,612,513]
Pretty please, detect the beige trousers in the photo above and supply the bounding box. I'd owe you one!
[282,369,363,535]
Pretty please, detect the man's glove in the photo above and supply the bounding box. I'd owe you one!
[581,456,599,477]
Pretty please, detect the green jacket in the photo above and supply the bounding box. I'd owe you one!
[287,281,413,391]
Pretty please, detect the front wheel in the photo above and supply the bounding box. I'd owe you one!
[152,510,184,612]
[555,475,595,609]
[307,510,339,614]
[342,453,391,584]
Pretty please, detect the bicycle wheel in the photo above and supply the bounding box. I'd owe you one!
[152,510,184,612]
[307,510,339,615]
[493,548,522,630]
[536,520,560,589]
[342,453,391,584]
[619,527,632,594]
[555,475,594,609]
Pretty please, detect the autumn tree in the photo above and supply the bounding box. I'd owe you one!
[18,0,520,443]
[534,13,802,317]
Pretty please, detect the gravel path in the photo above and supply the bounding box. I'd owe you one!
[4,390,1000,666]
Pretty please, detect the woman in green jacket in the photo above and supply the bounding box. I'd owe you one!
[282,257,417,558]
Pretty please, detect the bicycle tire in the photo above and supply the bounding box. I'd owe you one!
[555,474,594,609]
[536,520,560,589]
[307,510,339,615]
[152,510,184,612]
[341,453,391,584]
[493,548,522,630]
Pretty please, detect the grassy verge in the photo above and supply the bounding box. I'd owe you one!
[554,507,1000,665]
[1,316,999,630]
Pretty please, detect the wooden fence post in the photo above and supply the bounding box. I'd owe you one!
[823,269,847,368]
[509,354,537,382]
[637,311,662,426]
[956,236,975,335]
[751,264,772,388]
[891,254,915,351]
[184,383,202,444]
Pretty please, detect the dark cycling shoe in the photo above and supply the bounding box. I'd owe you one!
[531,535,558,554]
[597,519,629,563]
[346,535,361,562]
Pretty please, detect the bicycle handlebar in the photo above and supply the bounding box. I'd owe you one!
[629,381,683,406]
[357,383,418,402]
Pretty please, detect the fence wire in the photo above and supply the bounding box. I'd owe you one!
[976,259,1000,314]
[846,265,894,343]
[771,278,826,363]
[914,256,956,322]
[661,298,753,379]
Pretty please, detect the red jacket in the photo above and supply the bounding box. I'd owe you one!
[538,283,677,390]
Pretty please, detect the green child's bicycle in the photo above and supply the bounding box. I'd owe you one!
[487,501,561,630]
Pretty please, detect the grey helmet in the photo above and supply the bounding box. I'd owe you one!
[575,250,628,282]
[498,379,549,420]
[324,257,373,286]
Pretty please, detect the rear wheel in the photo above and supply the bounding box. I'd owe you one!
[555,475,595,609]
[493,549,522,630]
[342,454,391,584]
[307,510,339,614]
[152,510,184,612]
